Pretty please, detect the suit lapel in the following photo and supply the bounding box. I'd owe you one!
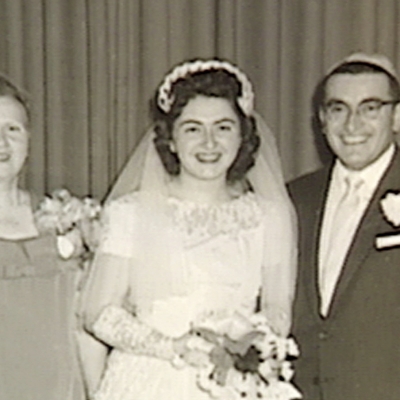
[328,149,400,318]
[302,166,332,319]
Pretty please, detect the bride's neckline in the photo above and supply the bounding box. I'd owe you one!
[166,179,246,206]
[167,190,252,208]
[167,191,261,243]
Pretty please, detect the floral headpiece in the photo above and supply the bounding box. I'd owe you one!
[157,59,255,116]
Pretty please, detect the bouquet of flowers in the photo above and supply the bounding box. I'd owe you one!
[34,189,102,263]
[190,312,301,400]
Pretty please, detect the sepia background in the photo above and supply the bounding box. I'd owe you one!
[0,0,399,199]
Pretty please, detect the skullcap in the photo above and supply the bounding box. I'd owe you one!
[327,52,398,80]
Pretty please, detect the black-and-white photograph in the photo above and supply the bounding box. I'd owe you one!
[0,1,399,399]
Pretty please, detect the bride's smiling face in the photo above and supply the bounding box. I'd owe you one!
[171,95,242,183]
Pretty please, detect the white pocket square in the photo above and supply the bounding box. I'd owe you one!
[375,233,400,249]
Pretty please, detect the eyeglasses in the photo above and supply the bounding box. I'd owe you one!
[323,99,400,123]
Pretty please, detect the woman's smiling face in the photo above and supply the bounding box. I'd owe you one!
[171,95,242,184]
[0,96,29,180]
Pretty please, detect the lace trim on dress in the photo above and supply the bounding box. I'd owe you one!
[92,305,176,361]
[100,191,263,255]
[168,192,263,245]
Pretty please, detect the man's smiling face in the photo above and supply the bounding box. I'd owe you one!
[320,72,399,170]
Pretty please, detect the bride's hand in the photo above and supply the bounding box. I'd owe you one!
[173,333,210,368]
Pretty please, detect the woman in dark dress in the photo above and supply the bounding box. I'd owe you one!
[0,75,85,400]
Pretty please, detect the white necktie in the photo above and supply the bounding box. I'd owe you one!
[319,175,364,315]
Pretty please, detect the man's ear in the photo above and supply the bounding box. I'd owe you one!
[318,108,327,133]
[392,103,400,133]
[169,140,177,153]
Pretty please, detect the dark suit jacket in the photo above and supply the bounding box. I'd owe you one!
[288,148,400,400]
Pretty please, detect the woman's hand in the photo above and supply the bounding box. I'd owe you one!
[173,332,211,368]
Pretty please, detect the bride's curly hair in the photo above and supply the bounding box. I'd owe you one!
[150,68,260,183]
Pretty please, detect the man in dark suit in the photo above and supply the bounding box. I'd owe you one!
[289,53,400,400]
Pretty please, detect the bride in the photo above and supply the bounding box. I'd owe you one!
[80,59,298,399]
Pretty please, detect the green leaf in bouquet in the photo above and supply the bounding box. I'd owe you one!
[209,346,234,385]
[233,345,262,374]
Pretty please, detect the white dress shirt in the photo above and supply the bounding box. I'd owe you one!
[318,144,395,316]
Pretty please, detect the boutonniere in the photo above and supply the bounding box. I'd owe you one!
[376,191,400,250]
[380,191,400,227]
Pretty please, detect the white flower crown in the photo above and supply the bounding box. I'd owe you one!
[157,59,254,116]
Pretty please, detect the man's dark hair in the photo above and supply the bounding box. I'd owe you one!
[316,62,400,106]
[311,62,400,164]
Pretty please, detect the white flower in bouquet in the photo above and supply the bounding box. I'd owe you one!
[276,336,293,361]
[197,366,226,398]
[35,196,63,231]
[380,192,400,227]
[253,334,277,359]
[280,361,295,382]
[258,357,276,380]
[286,337,300,358]
[226,369,257,398]
[58,197,85,233]
[82,197,102,219]
[257,380,302,400]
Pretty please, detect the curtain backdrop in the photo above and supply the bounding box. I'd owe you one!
[0,0,399,200]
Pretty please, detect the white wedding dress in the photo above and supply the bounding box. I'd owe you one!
[87,190,294,400]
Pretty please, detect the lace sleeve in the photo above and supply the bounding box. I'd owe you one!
[92,305,176,361]
[260,199,297,337]
[79,195,181,364]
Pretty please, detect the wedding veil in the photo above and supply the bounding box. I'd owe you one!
[107,112,294,210]
[105,112,297,330]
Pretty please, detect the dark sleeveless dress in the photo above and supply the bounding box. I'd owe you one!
[0,196,85,400]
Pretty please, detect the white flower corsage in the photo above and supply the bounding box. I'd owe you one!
[34,189,102,262]
[376,191,400,250]
[380,191,400,227]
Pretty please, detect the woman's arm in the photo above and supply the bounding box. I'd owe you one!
[261,201,298,336]
[78,199,199,394]
[78,251,132,395]
[81,248,176,356]
[77,199,138,394]
[80,253,132,332]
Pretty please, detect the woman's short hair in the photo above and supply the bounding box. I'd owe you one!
[0,74,30,118]
[151,68,260,183]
